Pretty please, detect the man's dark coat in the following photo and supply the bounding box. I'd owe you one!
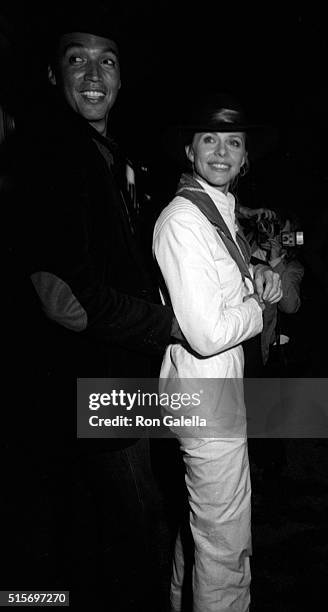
[9,96,173,447]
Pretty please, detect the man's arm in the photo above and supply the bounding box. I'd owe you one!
[17,148,174,356]
[30,270,175,355]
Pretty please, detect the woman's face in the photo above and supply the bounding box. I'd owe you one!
[185,131,246,194]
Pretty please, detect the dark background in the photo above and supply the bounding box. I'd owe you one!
[2,2,328,214]
[1,3,328,145]
[1,4,328,610]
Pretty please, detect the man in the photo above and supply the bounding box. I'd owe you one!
[6,11,281,612]
[7,12,176,612]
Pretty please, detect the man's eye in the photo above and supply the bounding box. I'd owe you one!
[102,57,116,67]
[69,56,84,65]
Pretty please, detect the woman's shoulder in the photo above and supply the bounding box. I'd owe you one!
[155,195,211,232]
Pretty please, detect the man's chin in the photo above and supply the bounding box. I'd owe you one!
[76,106,106,123]
[78,102,105,117]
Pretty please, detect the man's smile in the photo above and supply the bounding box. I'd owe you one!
[80,90,106,102]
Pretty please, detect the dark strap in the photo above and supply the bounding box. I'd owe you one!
[176,174,255,288]
[250,255,267,266]
[175,174,264,367]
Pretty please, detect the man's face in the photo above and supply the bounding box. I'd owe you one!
[49,32,121,135]
[186,132,246,194]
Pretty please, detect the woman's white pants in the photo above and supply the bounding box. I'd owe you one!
[171,437,251,612]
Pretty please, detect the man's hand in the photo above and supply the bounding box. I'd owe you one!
[253,264,283,304]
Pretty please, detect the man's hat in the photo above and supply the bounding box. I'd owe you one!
[44,5,126,64]
[163,92,278,168]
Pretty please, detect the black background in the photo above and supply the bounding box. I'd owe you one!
[1,3,328,144]
[2,2,328,211]
[1,4,328,611]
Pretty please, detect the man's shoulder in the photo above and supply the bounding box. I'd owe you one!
[16,106,100,178]
[19,96,90,144]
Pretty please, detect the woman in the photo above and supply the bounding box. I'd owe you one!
[153,94,282,612]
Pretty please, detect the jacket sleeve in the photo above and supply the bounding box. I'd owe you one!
[30,269,174,355]
[153,206,263,357]
[18,153,173,356]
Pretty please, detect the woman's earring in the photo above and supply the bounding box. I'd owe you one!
[240,156,249,177]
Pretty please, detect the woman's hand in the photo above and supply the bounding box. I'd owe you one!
[253,264,283,304]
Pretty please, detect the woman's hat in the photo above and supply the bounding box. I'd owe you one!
[163,92,278,168]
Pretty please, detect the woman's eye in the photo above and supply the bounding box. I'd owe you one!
[203,135,215,144]
[228,139,241,148]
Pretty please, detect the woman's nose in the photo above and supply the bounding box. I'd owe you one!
[215,140,227,156]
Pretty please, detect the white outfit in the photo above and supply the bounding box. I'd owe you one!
[153,179,263,612]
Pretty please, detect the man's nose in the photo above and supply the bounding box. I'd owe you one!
[85,61,101,81]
